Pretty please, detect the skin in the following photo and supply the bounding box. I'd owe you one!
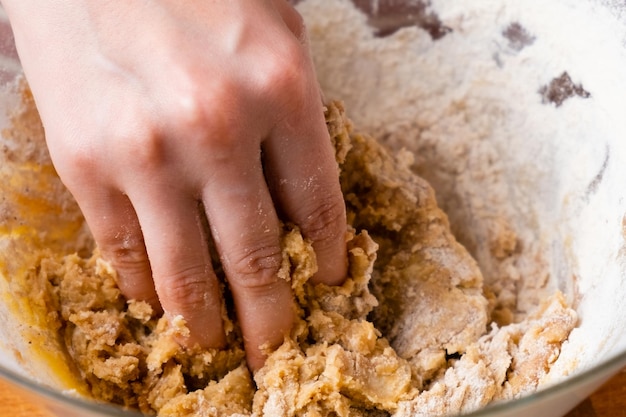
[1,0,347,371]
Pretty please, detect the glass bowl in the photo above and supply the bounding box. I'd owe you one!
[1,1,626,416]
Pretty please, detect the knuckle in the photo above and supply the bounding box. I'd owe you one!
[109,246,149,273]
[226,242,284,290]
[167,85,212,134]
[91,97,164,172]
[98,240,158,304]
[64,110,164,176]
[156,265,213,311]
[299,197,346,246]
[62,142,98,176]
[45,128,100,182]
[257,42,309,98]
[122,125,166,172]
[100,236,149,277]
[164,77,241,157]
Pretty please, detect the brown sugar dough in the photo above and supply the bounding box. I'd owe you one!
[11,96,577,417]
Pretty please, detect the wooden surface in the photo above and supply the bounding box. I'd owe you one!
[0,378,56,417]
[564,366,626,417]
[0,367,625,416]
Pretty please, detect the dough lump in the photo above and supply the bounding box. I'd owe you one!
[12,97,576,417]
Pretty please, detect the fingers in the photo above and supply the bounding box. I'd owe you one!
[128,189,226,348]
[72,187,161,311]
[202,149,294,371]
[264,104,348,287]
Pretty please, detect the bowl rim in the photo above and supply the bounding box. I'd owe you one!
[0,361,143,417]
[1,2,625,414]
[1,347,626,416]
[465,348,626,416]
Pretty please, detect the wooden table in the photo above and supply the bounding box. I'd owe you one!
[1,367,625,416]
[565,366,626,417]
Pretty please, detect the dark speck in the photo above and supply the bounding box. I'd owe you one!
[503,22,535,51]
[351,0,452,39]
[539,72,591,107]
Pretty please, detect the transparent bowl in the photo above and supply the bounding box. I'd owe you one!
[1,1,626,417]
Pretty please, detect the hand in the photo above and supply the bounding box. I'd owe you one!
[3,0,347,370]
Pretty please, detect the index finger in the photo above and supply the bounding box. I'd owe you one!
[264,101,348,287]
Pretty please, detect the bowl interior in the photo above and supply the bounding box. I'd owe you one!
[2,1,626,416]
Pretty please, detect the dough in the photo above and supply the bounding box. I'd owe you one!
[3,89,577,417]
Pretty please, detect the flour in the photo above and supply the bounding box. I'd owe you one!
[296,0,626,412]
[298,0,626,324]
[1,1,625,416]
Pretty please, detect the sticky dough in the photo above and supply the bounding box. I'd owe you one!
[22,101,576,417]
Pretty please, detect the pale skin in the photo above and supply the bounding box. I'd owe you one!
[2,0,348,371]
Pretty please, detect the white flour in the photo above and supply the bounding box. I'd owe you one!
[296,0,626,414]
[0,1,625,416]
[298,0,626,323]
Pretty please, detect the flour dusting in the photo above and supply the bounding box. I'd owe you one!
[2,1,626,416]
[299,0,626,324]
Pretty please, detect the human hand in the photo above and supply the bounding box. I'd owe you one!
[2,0,347,370]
